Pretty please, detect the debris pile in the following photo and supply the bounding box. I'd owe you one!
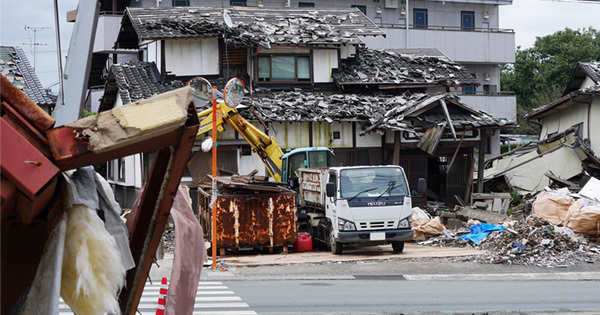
[423,216,600,267]
[332,49,478,87]
[241,91,509,134]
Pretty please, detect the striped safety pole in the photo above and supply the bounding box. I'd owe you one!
[155,277,168,315]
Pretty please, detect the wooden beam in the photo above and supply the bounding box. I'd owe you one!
[477,132,486,193]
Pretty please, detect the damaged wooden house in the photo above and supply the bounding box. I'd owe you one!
[100,6,514,207]
[483,62,600,195]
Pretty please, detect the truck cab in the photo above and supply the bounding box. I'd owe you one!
[303,165,422,254]
[281,147,332,185]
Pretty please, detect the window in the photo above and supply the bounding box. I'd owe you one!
[299,2,315,7]
[230,0,247,6]
[172,0,189,6]
[351,5,367,15]
[461,11,475,31]
[118,158,126,181]
[257,55,311,82]
[462,73,477,95]
[413,9,428,29]
[107,160,114,180]
[574,122,584,139]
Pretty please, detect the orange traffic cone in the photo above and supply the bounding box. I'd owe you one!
[156,277,168,315]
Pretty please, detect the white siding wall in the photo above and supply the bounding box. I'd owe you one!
[590,99,600,154]
[313,49,339,83]
[540,102,588,139]
[312,121,353,148]
[238,150,267,176]
[581,77,596,89]
[269,122,311,149]
[356,124,382,148]
[146,41,161,69]
[165,39,219,76]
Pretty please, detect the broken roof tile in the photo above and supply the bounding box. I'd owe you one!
[0,46,56,106]
[333,49,479,88]
[117,7,384,49]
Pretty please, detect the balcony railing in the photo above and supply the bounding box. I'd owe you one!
[454,91,516,97]
[377,23,514,34]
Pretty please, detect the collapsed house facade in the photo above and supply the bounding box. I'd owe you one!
[483,62,600,195]
[99,6,513,208]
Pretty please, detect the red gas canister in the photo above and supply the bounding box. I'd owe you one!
[293,232,313,252]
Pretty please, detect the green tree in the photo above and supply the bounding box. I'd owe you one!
[501,27,600,134]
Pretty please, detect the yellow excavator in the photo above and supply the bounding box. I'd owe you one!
[190,77,332,183]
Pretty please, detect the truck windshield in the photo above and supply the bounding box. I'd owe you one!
[340,167,408,199]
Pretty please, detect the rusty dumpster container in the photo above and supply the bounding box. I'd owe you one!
[197,177,297,255]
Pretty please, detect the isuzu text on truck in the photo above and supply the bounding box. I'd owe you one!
[296,165,425,254]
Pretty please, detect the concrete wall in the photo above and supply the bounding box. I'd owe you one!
[94,15,123,52]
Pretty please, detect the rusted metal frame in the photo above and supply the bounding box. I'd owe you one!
[121,113,199,315]
[1,101,52,158]
[446,129,467,174]
[0,74,55,131]
[46,126,185,171]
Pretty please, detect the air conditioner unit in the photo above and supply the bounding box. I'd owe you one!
[385,0,399,9]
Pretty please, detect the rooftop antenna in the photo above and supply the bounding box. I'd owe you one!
[22,25,50,71]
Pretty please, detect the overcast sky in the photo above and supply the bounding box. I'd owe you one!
[1,0,599,91]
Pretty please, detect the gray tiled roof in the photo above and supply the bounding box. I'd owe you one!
[99,61,184,112]
[333,49,479,87]
[580,62,600,84]
[0,46,56,105]
[120,7,384,49]
[240,91,511,134]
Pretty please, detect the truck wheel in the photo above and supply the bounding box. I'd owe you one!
[329,229,343,255]
[392,241,405,253]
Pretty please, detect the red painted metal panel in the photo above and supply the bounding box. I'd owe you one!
[1,176,17,219]
[0,74,55,131]
[0,118,59,199]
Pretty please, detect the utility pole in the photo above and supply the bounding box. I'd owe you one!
[22,26,50,71]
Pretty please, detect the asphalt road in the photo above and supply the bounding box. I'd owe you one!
[224,279,600,314]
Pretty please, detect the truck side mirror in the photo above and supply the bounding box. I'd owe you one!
[417,178,426,196]
[326,182,335,197]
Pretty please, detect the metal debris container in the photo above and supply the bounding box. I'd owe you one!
[196,176,297,255]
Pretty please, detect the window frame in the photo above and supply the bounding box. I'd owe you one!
[413,8,428,29]
[299,2,315,7]
[351,5,367,15]
[172,0,189,6]
[461,11,475,31]
[230,0,247,6]
[256,54,313,84]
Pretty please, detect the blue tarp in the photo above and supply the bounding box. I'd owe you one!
[459,223,505,244]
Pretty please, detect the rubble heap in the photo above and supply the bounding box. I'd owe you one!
[424,216,600,267]
[241,91,509,134]
[332,49,479,87]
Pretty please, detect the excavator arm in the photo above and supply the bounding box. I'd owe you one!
[197,102,284,182]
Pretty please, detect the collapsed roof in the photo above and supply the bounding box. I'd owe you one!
[0,46,56,106]
[116,7,384,49]
[333,49,479,88]
[241,91,512,135]
[563,62,600,95]
[99,61,184,112]
[525,84,600,120]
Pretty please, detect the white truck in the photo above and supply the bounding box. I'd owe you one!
[297,166,425,254]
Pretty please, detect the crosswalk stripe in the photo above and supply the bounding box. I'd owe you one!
[194,302,249,308]
[59,281,254,314]
[193,311,257,315]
